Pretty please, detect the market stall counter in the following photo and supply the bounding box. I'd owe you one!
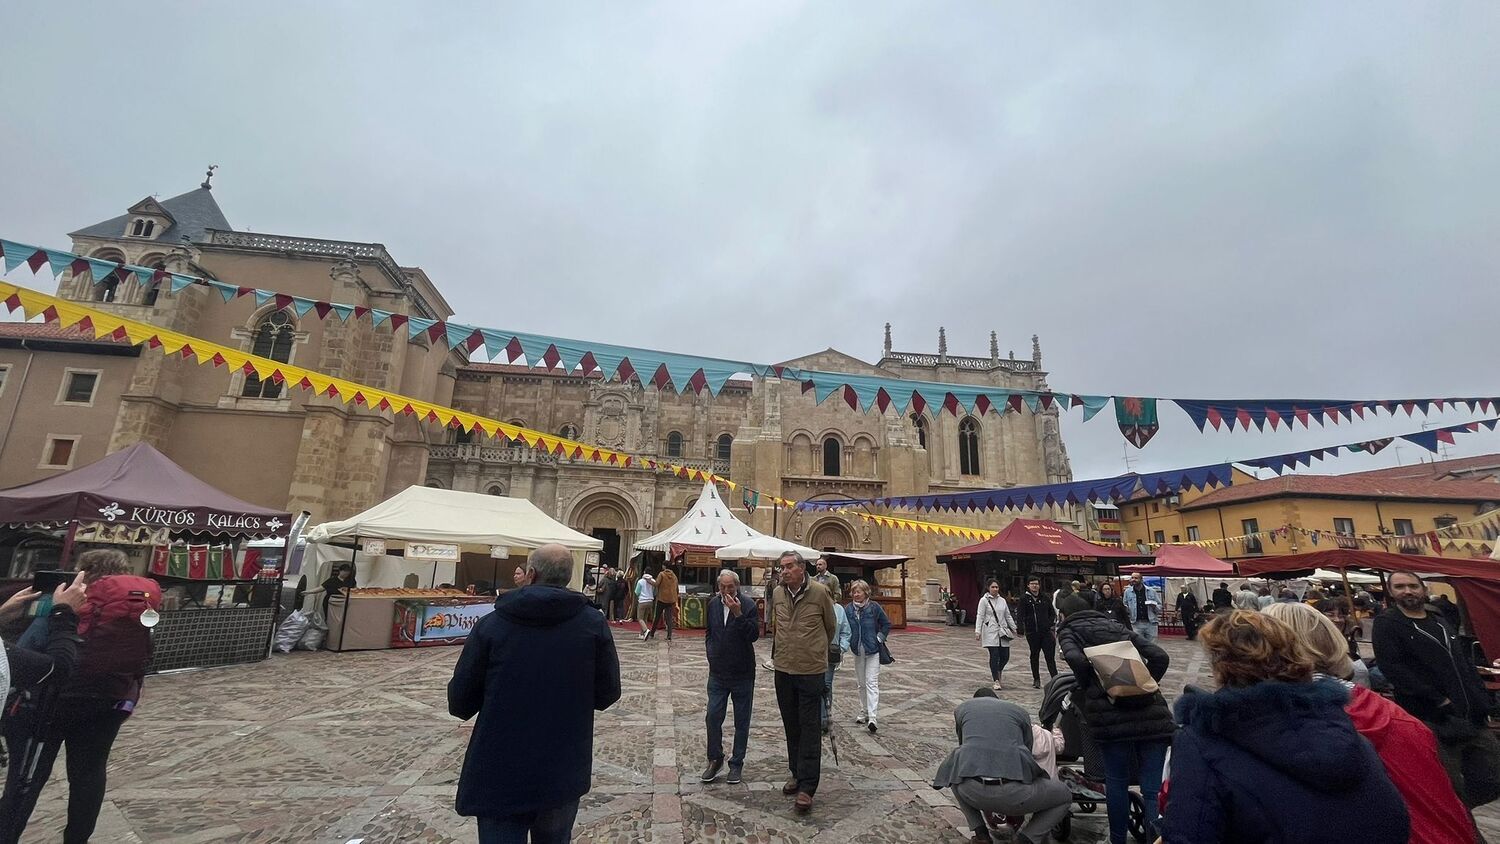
[325,588,491,651]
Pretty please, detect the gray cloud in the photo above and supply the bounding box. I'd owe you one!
[3,1,1497,478]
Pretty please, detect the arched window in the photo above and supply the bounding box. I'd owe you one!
[958,417,981,476]
[141,258,167,307]
[95,276,119,303]
[559,424,579,440]
[715,433,733,462]
[911,414,928,449]
[449,427,475,445]
[666,431,684,458]
[485,484,505,496]
[130,219,155,238]
[823,437,842,477]
[425,479,445,489]
[241,310,295,399]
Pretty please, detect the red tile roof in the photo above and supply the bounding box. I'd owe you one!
[0,322,131,345]
[1342,453,1500,482]
[1181,473,1500,510]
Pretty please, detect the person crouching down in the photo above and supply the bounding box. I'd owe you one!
[932,687,1072,844]
[701,569,760,785]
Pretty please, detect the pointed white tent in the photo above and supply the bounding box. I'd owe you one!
[635,483,763,555]
[715,534,821,561]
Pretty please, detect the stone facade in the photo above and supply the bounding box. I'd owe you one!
[2,183,1076,610]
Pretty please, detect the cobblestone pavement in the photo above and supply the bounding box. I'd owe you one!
[20,621,1500,843]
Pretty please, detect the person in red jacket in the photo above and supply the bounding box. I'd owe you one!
[1264,601,1476,844]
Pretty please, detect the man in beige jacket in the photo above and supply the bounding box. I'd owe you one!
[766,551,836,813]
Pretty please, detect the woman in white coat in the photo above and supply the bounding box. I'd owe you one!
[975,579,1019,690]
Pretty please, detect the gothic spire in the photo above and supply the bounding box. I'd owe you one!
[937,326,948,360]
[883,322,892,356]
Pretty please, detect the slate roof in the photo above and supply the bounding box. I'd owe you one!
[69,186,231,245]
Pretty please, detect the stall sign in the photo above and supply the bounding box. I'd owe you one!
[405,542,460,562]
[360,538,387,556]
[683,550,720,568]
[391,599,495,647]
[490,545,510,559]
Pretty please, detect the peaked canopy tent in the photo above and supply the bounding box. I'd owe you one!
[1238,549,1500,665]
[0,443,294,673]
[635,483,770,628]
[938,518,1149,618]
[306,485,602,589]
[0,442,291,551]
[304,486,602,652]
[1123,544,1235,577]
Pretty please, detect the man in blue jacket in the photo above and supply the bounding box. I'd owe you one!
[701,569,760,785]
[448,544,621,844]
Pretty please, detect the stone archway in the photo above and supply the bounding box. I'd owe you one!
[808,518,856,552]
[568,489,640,572]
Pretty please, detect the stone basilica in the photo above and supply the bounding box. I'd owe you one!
[0,178,1076,597]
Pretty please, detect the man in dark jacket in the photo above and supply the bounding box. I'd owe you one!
[1373,571,1499,809]
[1211,582,1233,610]
[1175,585,1202,640]
[1056,594,1173,844]
[448,544,621,843]
[1017,578,1058,690]
[701,569,760,785]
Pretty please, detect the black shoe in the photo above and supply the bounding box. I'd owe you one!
[726,765,743,784]
[866,721,877,734]
[700,759,723,783]
[1033,680,1041,689]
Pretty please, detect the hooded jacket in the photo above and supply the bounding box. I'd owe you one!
[448,585,621,816]
[1055,609,1175,743]
[1160,680,1409,844]
[1371,606,1489,726]
[1341,683,1476,844]
[1017,590,1056,637]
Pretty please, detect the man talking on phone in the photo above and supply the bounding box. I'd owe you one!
[700,569,759,785]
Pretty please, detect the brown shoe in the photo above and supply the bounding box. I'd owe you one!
[794,792,813,812]
[782,779,799,795]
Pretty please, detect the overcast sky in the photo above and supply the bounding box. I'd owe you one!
[3,2,1498,480]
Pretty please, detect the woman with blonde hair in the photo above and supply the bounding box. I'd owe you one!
[844,580,890,733]
[1263,602,1476,844]
[1160,610,1408,843]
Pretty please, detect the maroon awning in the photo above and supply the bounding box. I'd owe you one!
[1123,544,1236,577]
[939,518,1148,562]
[0,443,290,537]
[1236,549,1500,582]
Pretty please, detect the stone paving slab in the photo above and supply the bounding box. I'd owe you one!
[15,622,1500,842]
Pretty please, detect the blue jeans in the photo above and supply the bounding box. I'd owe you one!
[1132,620,1157,643]
[1099,739,1168,844]
[706,675,754,766]
[477,799,580,844]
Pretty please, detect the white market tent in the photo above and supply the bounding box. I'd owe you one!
[305,486,602,590]
[636,483,762,555]
[1309,567,1383,585]
[715,534,822,562]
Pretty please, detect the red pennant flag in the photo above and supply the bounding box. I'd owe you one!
[616,357,637,383]
[236,286,255,298]
[465,330,484,352]
[210,352,226,367]
[25,250,47,273]
[1437,430,1456,445]
[1235,408,1252,430]
[843,385,858,410]
[1006,394,1024,414]
[75,315,93,333]
[178,344,195,359]
[910,391,927,416]
[540,344,562,369]
[1039,393,1055,411]
[270,370,285,384]
[389,314,409,332]
[1206,407,1223,430]
[313,301,333,319]
[578,351,598,373]
[427,322,448,344]
[2,293,19,312]
[41,305,58,323]
[377,397,392,411]
[875,388,891,413]
[942,393,960,415]
[975,395,992,416]
[504,336,524,362]
[69,258,89,276]
[273,293,294,311]
[1266,408,1281,430]
[650,365,672,389]
[689,369,710,395]
[353,306,370,319]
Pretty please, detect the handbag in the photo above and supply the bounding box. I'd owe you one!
[877,639,895,666]
[1082,639,1158,702]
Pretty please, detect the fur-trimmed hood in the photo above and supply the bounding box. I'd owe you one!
[1174,680,1364,793]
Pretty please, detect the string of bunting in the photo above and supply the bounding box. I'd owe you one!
[7,237,1500,448]
[1144,508,1500,555]
[0,280,998,544]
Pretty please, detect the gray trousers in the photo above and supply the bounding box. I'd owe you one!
[953,777,1072,844]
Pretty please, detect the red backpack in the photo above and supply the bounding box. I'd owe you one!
[68,575,162,705]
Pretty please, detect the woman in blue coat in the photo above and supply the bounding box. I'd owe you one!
[1161,610,1409,844]
[845,580,892,733]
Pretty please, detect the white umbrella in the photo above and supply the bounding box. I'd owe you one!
[715,535,822,561]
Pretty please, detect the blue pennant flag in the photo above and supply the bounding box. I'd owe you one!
[1,240,34,273]
[291,297,316,317]
[44,250,75,277]
[170,274,199,294]
[371,309,393,328]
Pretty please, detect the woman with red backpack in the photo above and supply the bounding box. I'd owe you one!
[0,549,161,844]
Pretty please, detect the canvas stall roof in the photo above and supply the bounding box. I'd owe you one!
[940,518,1148,562]
[715,535,822,561]
[636,483,761,555]
[0,442,290,537]
[1122,544,1235,577]
[306,486,601,552]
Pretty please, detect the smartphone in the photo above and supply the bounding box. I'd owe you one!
[31,570,72,595]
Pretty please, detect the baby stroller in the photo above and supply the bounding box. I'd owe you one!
[990,675,1149,842]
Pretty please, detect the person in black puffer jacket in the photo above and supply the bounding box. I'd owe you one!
[1056,594,1173,844]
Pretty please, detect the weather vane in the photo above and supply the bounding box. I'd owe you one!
[201,164,219,190]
